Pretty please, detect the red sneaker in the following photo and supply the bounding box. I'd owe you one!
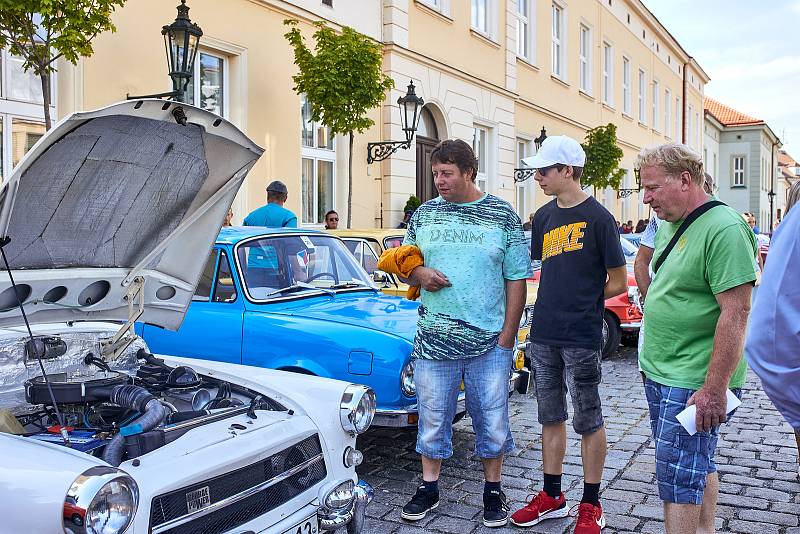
[573,502,606,533]
[510,489,568,527]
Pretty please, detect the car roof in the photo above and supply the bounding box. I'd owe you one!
[327,229,406,240]
[216,226,328,244]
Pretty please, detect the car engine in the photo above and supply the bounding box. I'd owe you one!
[0,327,280,466]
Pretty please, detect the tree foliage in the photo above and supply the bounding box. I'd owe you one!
[580,123,626,190]
[284,19,394,227]
[403,195,421,214]
[0,0,125,129]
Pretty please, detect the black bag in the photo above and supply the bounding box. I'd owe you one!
[652,200,726,274]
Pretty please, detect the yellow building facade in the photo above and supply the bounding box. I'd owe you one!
[57,0,708,228]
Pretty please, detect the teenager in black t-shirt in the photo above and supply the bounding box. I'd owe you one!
[510,136,627,534]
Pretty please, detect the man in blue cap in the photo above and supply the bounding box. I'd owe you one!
[243,180,298,228]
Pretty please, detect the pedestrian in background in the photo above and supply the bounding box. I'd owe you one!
[636,143,756,534]
[523,213,534,231]
[243,180,298,228]
[324,210,339,229]
[745,179,800,481]
[400,139,531,528]
[511,135,627,533]
[223,208,234,227]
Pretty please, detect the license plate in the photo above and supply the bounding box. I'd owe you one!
[185,486,210,514]
[281,515,319,534]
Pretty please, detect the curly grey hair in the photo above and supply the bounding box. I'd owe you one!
[787,180,800,215]
[635,143,705,186]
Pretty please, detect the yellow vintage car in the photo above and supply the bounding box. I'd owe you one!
[328,228,538,364]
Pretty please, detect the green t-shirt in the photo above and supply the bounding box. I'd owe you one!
[403,194,533,360]
[640,203,757,390]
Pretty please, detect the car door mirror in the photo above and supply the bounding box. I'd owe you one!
[372,270,392,287]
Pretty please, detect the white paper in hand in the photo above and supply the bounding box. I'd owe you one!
[675,390,742,436]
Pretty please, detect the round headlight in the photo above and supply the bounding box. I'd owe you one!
[64,466,139,534]
[340,385,376,435]
[324,480,355,509]
[400,360,416,397]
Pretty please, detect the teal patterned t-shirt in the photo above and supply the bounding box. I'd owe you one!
[403,193,532,360]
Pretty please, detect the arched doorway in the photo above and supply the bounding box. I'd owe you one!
[415,106,440,202]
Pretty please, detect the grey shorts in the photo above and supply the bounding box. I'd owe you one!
[529,342,604,435]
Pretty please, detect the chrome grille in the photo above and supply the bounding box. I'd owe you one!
[149,434,326,534]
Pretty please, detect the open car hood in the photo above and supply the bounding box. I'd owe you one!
[0,100,263,330]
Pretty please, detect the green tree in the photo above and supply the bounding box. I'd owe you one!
[0,0,125,130]
[403,195,421,213]
[580,123,626,190]
[284,19,394,228]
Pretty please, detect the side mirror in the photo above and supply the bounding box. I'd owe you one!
[372,270,392,287]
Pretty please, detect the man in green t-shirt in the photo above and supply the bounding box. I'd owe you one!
[636,143,757,534]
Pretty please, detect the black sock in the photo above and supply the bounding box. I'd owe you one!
[421,479,438,494]
[543,473,562,498]
[581,482,601,506]
[484,480,501,494]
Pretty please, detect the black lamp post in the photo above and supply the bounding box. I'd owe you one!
[128,0,203,102]
[513,126,547,183]
[367,81,424,164]
[768,188,776,231]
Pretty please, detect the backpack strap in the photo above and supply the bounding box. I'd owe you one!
[653,200,726,274]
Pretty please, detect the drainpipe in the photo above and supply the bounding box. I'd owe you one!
[682,61,688,144]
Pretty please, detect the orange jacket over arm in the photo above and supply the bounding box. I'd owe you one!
[377,245,424,300]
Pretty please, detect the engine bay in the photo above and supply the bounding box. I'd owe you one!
[0,327,284,466]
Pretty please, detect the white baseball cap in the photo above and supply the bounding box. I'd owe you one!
[521,135,586,169]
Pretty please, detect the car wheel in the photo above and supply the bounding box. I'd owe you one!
[452,411,467,424]
[602,311,622,360]
[71,514,83,526]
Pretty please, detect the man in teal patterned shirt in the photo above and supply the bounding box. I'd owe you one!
[399,139,532,528]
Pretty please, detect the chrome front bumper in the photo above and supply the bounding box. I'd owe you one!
[318,480,373,532]
[621,320,642,331]
[372,369,530,427]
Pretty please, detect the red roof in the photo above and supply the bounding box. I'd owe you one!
[704,97,764,127]
[779,150,798,168]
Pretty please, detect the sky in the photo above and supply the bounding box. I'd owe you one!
[643,0,800,158]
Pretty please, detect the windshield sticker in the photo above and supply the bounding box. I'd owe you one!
[296,249,310,267]
[300,236,315,248]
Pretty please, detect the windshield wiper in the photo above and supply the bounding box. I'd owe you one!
[265,282,334,298]
[329,281,377,292]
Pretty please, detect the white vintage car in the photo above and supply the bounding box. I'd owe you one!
[0,101,375,534]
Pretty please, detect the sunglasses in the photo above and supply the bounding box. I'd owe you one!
[537,164,566,175]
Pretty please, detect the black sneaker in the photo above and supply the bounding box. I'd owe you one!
[401,485,440,521]
[483,489,509,528]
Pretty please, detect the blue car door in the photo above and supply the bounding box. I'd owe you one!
[142,247,244,364]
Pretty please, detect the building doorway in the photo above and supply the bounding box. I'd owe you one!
[415,107,440,202]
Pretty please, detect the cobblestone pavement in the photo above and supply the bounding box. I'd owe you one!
[355,347,800,534]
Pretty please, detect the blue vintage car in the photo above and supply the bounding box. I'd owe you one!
[138,227,529,427]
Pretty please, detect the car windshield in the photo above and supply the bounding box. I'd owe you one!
[236,234,373,300]
[620,235,639,259]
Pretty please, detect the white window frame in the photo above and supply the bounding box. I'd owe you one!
[579,24,591,93]
[664,88,672,138]
[516,137,534,219]
[638,69,647,125]
[675,96,682,141]
[516,0,535,62]
[622,56,631,115]
[602,41,613,106]
[0,48,54,182]
[551,2,566,79]
[185,49,229,118]
[472,124,493,193]
[732,155,746,187]
[471,0,497,39]
[300,94,336,226]
[688,104,694,147]
[651,79,659,131]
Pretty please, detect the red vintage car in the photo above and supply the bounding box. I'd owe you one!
[529,236,642,358]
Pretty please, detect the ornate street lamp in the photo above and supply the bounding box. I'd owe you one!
[617,168,643,198]
[513,126,547,183]
[367,81,424,164]
[128,0,203,102]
